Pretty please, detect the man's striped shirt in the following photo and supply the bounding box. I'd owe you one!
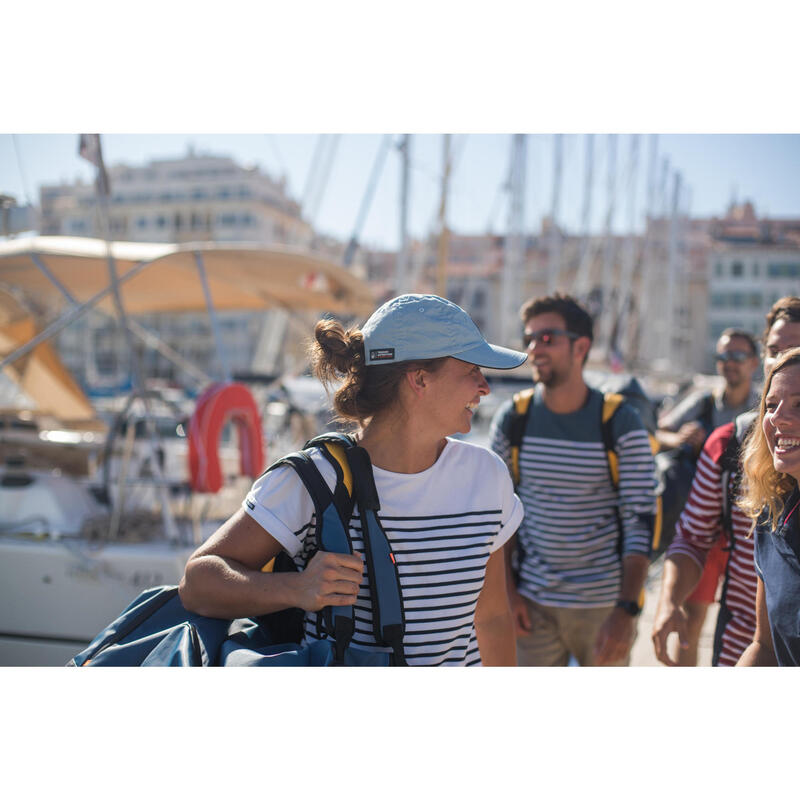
[244,438,522,666]
[666,421,757,666]
[490,385,657,608]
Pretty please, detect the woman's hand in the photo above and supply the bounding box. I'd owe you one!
[294,551,364,612]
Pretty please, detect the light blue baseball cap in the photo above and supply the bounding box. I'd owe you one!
[362,294,527,369]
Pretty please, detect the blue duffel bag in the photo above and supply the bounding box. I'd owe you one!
[67,434,406,667]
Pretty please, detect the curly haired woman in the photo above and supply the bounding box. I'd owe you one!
[737,346,800,666]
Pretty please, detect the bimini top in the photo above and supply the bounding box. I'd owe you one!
[0,236,376,317]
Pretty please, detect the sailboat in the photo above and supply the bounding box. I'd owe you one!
[0,232,375,666]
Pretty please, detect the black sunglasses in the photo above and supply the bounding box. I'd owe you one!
[715,351,753,364]
[523,328,580,348]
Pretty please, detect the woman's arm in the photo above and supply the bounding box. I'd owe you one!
[178,508,363,619]
[475,548,516,666]
[736,577,777,666]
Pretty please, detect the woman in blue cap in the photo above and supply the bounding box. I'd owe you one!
[179,294,526,666]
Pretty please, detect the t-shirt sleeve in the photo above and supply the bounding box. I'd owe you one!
[612,404,658,558]
[242,453,337,557]
[666,423,731,568]
[487,447,524,553]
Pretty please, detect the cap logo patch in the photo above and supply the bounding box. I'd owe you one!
[370,348,395,361]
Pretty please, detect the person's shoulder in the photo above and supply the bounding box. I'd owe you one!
[608,394,649,435]
[667,387,711,415]
[702,421,736,463]
[446,437,510,475]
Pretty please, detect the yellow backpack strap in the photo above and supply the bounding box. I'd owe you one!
[321,441,354,498]
[602,392,663,563]
[510,388,535,485]
[648,430,663,554]
[602,392,624,487]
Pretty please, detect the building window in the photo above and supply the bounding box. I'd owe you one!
[714,262,723,277]
[731,261,744,277]
[752,261,759,276]
[768,262,800,278]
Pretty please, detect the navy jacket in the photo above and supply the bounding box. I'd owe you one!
[754,485,800,667]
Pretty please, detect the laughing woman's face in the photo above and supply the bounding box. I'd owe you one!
[763,362,800,482]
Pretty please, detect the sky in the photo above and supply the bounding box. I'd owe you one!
[3,133,799,251]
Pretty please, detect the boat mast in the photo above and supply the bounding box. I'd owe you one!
[435,134,452,298]
[665,170,682,368]
[573,134,595,300]
[500,134,527,346]
[79,134,178,541]
[597,134,617,361]
[632,134,658,367]
[613,134,640,366]
[395,135,412,295]
[547,134,563,294]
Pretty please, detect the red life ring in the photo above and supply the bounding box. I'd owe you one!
[188,382,265,493]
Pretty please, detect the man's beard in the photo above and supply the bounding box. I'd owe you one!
[533,363,569,388]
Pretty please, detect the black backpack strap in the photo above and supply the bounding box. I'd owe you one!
[345,444,407,666]
[265,448,355,664]
[306,432,357,524]
[698,391,716,432]
[719,414,755,545]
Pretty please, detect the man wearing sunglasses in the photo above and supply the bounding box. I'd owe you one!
[656,329,760,457]
[489,294,658,666]
[652,328,760,665]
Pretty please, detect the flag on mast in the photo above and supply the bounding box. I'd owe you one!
[78,134,111,197]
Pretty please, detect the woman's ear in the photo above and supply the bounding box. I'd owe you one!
[405,368,427,398]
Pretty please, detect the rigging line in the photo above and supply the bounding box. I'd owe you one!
[436,135,469,206]
[343,134,392,266]
[307,133,340,223]
[301,134,328,213]
[263,134,288,175]
[11,135,33,207]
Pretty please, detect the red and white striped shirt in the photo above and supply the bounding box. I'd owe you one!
[666,422,757,666]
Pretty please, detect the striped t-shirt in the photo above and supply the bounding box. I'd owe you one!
[490,385,657,608]
[243,438,523,666]
[666,421,757,666]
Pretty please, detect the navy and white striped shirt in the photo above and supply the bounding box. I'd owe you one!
[244,438,523,666]
[490,385,657,608]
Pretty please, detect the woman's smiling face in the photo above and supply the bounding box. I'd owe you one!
[763,362,800,482]
[423,357,490,436]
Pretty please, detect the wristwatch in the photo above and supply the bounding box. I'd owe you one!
[615,599,642,617]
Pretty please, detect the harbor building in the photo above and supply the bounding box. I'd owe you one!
[707,201,800,356]
[39,149,312,247]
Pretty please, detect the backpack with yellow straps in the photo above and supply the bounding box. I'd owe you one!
[507,387,664,560]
